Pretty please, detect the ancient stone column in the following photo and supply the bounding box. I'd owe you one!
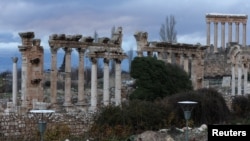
[167,52,172,63]
[231,64,236,95]
[243,64,248,95]
[206,21,210,46]
[50,47,58,105]
[12,57,18,106]
[221,22,225,49]
[214,22,218,53]
[63,47,72,106]
[190,56,198,90]
[18,32,34,107]
[175,53,180,65]
[115,59,122,106]
[76,48,86,106]
[235,22,240,43]
[183,55,189,73]
[103,58,110,106]
[157,52,163,60]
[237,64,242,95]
[180,54,184,69]
[90,58,97,110]
[137,51,143,57]
[243,23,247,48]
[228,22,233,43]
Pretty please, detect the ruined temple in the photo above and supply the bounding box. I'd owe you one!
[8,13,250,113]
[134,13,250,97]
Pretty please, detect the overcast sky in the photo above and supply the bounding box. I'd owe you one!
[0,0,250,63]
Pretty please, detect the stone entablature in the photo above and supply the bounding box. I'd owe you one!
[206,13,248,52]
[206,13,247,23]
[134,31,208,90]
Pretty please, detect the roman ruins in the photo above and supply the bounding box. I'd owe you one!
[14,27,127,112]
[134,31,208,90]
[134,13,250,96]
[206,13,248,52]
[4,13,250,113]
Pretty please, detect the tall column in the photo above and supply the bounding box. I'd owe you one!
[243,23,247,48]
[137,51,143,57]
[76,48,86,106]
[90,58,97,110]
[167,52,172,63]
[231,64,236,95]
[18,32,34,108]
[214,22,218,53]
[157,52,163,60]
[50,47,58,105]
[63,47,72,106]
[228,22,233,43]
[20,54,27,106]
[103,58,110,106]
[190,56,198,89]
[180,54,184,69]
[235,22,240,43]
[206,21,210,46]
[243,64,248,95]
[115,59,122,106]
[237,64,242,95]
[221,22,225,50]
[12,57,18,106]
[183,55,189,74]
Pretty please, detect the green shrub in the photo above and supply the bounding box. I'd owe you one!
[160,88,230,127]
[231,95,250,117]
[89,100,168,140]
[44,123,71,141]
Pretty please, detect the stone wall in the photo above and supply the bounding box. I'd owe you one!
[204,51,231,78]
[0,112,92,140]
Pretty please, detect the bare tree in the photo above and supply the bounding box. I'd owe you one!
[159,15,177,43]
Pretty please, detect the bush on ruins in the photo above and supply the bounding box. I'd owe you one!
[129,56,193,101]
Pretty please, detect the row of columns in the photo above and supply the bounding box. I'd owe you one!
[147,51,203,90]
[231,63,248,95]
[50,47,122,111]
[206,21,247,53]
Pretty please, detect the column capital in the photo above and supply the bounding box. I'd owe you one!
[50,47,59,54]
[12,57,18,63]
[235,22,240,25]
[91,58,97,63]
[221,22,225,25]
[228,22,232,25]
[104,58,110,64]
[63,47,72,54]
[115,58,122,64]
[76,48,86,54]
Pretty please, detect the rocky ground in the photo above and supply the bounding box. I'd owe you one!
[133,124,208,141]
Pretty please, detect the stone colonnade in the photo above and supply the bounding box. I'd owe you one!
[48,27,126,111]
[206,13,248,53]
[229,45,250,95]
[134,32,208,90]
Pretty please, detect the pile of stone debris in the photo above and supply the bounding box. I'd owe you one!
[133,124,208,141]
